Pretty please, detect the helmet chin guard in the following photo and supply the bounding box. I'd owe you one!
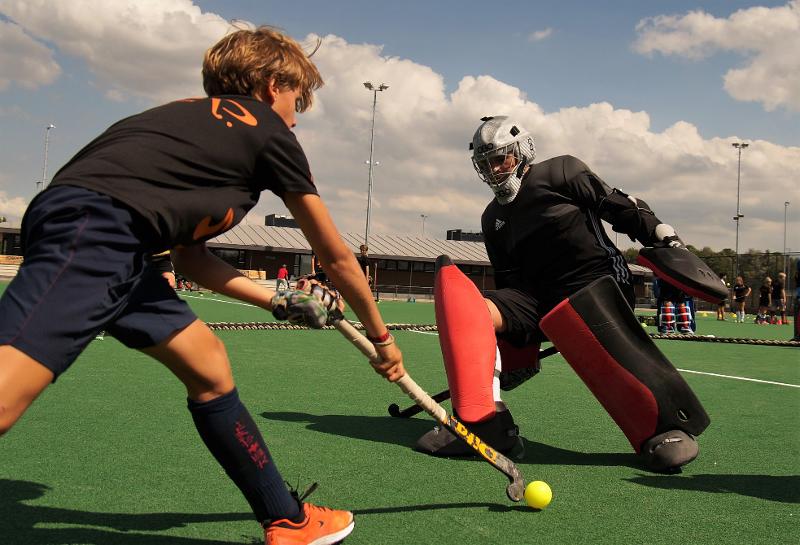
[470,116,535,204]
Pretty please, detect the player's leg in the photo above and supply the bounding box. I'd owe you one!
[415,256,528,457]
[540,275,709,472]
[141,323,353,543]
[0,347,54,436]
[0,186,153,434]
[119,274,353,543]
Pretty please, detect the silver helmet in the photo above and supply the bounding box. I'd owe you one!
[470,116,535,204]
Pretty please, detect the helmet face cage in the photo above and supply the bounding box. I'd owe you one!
[472,141,522,186]
[470,116,535,187]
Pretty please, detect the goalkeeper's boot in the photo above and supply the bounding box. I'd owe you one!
[265,502,354,545]
[641,430,699,473]
[414,406,522,458]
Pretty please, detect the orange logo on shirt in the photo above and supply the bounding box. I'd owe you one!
[211,98,258,128]
[193,208,235,241]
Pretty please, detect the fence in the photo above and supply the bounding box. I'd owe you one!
[373,284,434,302]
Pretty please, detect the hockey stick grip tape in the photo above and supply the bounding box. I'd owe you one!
[333,319,447,422]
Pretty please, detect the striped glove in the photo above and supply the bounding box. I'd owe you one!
[271,281,343,328]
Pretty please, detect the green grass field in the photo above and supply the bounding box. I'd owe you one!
[1,282,798,544]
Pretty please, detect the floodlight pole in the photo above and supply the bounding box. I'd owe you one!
[420,214,429,236]
[363,81,388,250]
[38,124,56,193]
[732,142,748,277]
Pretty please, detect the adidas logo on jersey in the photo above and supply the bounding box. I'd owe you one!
[495,219,506,230]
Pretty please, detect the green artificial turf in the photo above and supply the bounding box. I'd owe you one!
[1,282,798,544]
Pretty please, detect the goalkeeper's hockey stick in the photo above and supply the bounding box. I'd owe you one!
[333,318,526,502]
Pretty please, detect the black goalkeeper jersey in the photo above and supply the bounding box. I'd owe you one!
[482,155,631,305]
[50,95,317,249]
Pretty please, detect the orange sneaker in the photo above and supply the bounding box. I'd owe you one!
[265,502,354,545]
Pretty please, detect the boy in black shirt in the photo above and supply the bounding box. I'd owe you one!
[770,272,787,325]
[0,26,404,545]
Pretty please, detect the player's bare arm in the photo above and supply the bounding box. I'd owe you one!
[171,244,276,310]
[283,191,405,381]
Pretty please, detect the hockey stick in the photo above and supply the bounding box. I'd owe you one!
[333,318,526,502]
[387,345,560,418]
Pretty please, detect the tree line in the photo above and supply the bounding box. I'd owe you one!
[622,247,797,292]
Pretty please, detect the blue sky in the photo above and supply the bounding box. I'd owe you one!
[0,0,797,252]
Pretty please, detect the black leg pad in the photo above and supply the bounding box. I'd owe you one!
[540,276,709,452]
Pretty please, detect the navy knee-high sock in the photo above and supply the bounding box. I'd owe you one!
[188,388,300,525]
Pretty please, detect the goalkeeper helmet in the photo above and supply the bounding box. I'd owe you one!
[470,116,535,204]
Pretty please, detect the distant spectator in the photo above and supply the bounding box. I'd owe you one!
[357,244,378,302]
[311,254,328,283]
[716,272,728,321]
[276,264,289,291]
[732,275,751,323]
[770,271,787,325]
[654,277,695,334]
[756,277,772,324]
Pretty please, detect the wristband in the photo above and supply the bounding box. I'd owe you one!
[372,334,395,347]
[367,329,392,345]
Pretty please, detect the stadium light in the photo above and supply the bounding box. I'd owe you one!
[37,123,56,193]
[732,142,749,277]
[362,82,388,252]
[420,214,429,236]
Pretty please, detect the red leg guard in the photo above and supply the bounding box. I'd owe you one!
[540,276,709,452]
[434,255,496,423]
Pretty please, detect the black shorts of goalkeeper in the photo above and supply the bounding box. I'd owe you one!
[0,186,196,380]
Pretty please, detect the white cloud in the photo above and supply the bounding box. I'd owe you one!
[0,189,28,225]
[289,33,799,251]
[0,0,232,102]
[0,19,61,90]
[528,28,553,42]
[0,2,797,252]
[633,1,800,112]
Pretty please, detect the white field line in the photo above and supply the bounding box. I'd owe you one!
[408,330,800,388]
[675,368,799,388]
[181,293,257,307]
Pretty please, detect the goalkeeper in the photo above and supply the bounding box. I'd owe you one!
[416,115,709,474]
[0,26,402,545]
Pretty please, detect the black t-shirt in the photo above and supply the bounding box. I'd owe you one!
[51,96,317,249]
[482,155,650,306]
[357,255,373,283]
[759,285,771,306]
[733,283,749,302]
[771,280,784,300]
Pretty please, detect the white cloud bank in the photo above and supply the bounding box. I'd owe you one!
[0,0,230,102]
[0,19,60,90]
[0,0,797,253]
[0,189,28,223]
[633,1,800,113]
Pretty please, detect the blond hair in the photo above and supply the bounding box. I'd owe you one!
[202,25,323,112]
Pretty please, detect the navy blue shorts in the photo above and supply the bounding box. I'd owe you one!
[486,281,635,347]
[0,186,197,380]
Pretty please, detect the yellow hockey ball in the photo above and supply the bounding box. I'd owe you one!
[524,480,552,510]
